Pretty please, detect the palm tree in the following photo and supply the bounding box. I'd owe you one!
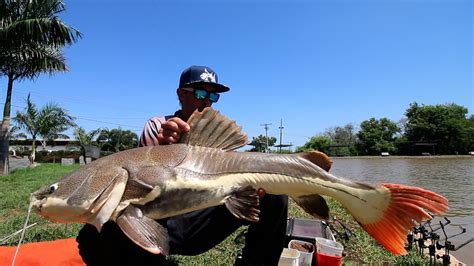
[97,128,139,153]
[0,0,82,174]
[74,126,101,164]
[38,102,76,145]
[74,126,102,146]
[14,94,75,166]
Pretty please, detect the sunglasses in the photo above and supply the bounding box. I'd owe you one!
[181,87,220,103]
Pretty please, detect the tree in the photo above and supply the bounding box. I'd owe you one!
[74,126,102,164]
[296,135,332,154]
[356,118,400,155]
[462,115,474,153]
[248,135,276,152]
[13,94,75,165]
[0,0,82,174]
[97,128,138,153]
[404,103,470,154]
[39,104,75,149]
[74,126,102,146]
[324,124,358,156]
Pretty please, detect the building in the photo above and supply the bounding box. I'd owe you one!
[9,138,81,154]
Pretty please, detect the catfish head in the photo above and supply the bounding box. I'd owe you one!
[31,161,129,230]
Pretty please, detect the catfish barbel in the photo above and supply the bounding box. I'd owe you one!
[31,107,448,256]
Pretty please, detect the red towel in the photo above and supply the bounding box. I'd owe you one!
[0,238,85,266]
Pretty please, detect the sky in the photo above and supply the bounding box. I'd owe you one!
[1,0,472,149]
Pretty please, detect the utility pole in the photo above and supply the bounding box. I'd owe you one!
[260,123,271,153]
[278,119,284,153]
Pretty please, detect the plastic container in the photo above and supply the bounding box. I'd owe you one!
[288,240,314,266]
[278,248,300,266]
[315,237,343,257]
[315,237,343,266]
[316,253,342,266]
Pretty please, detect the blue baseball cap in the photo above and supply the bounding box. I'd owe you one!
[179,65,230,92]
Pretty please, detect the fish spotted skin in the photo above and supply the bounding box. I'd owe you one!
[31,107,448,256]
[137,145,367,219]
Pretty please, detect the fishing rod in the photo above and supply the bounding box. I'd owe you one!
[405,216,431,251]
[426,223,439,265]
[435,220,469,266]
[417,225,430,256]
[429,217,451,233]
[453,237,473,251]
[407,216,470,265]
[435,220,455,266]
[411,220,431,256]
[407,216,450,257]
[334,218,352,241]
[324,216,352,241]
[424,217,452,264]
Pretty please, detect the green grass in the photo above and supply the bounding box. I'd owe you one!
[0,163,428,265]
[0,164,83,245]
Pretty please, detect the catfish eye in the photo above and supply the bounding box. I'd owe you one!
[49,183,59,193]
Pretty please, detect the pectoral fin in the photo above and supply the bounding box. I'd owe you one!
[121,165,175,202]
[294,194,330,220]
[116,205,170,255]
[224,186,260,222]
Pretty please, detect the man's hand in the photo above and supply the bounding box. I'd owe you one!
[158,117,190,145]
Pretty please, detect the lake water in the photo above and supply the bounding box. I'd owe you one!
[330,157,474,265]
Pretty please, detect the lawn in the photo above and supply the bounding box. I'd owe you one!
[0,163,427,265]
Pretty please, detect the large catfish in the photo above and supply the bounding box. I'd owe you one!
[31,107,448,256]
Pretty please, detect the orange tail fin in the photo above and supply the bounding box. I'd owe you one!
[360,184,448,255]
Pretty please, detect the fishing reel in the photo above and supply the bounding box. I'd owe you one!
[434,220,470,266]
[408,216,470,266]
[324,216,352,241]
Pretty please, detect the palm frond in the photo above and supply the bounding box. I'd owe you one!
[0,0,81,79]
[1,17,82,47]
[1,45,67,80]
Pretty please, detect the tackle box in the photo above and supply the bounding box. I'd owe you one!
[285,217,335,247]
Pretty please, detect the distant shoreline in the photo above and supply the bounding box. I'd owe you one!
[330,155,473,159]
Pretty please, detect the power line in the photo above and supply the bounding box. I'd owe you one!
[260,123,271,153]
[0,102,143,130]
[278,119,283,153]
[7,88,110,107]
[75,117,142,129]
[6,88,152,120]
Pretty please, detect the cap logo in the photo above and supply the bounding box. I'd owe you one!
[200,68,216,83]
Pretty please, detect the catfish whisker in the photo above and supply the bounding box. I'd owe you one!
[0,223,37,245]
[11,198,34,266]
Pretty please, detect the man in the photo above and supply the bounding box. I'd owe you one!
[77,65,288,265]
[139,65,227,146]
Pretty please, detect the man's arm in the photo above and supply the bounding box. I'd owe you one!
[139,117,163,147]
[139,116,190,147]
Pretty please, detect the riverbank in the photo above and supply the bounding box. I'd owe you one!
[329,157,473,265]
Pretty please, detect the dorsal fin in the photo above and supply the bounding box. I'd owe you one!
[299,151,332,172]
[180,107,248,151]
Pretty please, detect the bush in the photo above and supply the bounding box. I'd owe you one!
[35,150,82,163]
[99,150,114,157]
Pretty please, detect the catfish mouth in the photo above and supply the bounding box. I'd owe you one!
[32,168,128,228]
[31,193,96,223]
[31,178,121,224]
